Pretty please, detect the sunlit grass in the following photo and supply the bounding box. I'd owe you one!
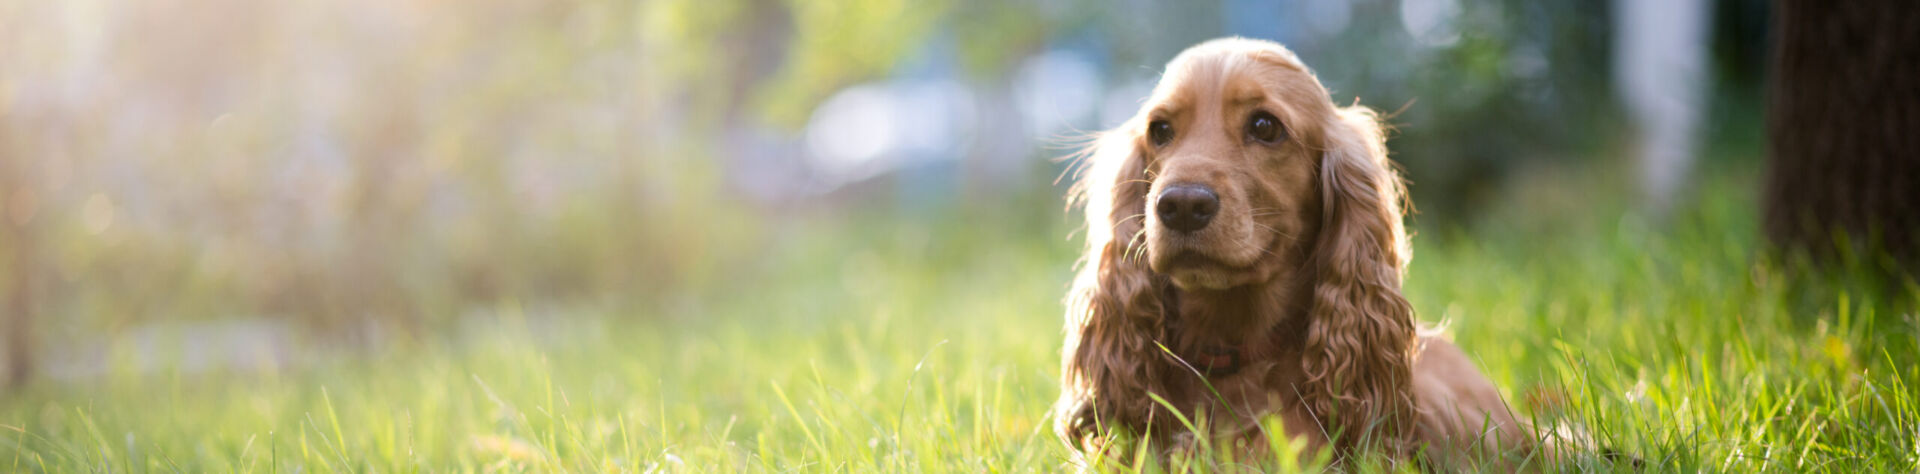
[1,172,1916,472]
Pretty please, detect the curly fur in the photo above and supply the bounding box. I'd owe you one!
[1298,105,1417,452]
[1052,38,1534,466]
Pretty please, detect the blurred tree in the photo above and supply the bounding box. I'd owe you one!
[1,130,37,389]
[1762,0,1920,267]
[334,106,426,339]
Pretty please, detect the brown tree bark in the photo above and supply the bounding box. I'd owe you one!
[1762,0,1920,266]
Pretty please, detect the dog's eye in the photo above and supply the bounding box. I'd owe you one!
[1245,111,1286,144]
[1148,120,1175,147]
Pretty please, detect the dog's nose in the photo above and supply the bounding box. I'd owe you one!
[1155,184,1219,233]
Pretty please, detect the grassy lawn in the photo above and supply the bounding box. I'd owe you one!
[1,170,1916,472]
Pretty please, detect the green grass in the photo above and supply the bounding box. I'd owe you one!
[1,171,1916,472]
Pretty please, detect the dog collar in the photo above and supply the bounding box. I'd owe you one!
[1159,280,1251,376]
[1190,345,1243,375]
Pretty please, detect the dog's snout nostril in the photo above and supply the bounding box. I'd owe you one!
[1154,185,1220,233]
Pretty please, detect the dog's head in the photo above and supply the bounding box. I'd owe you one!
[1062,37,1417,451]
[1124,38,1402,291]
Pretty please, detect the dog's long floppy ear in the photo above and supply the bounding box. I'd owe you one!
[1053,122,1174,450]
[1301,106,1418,450]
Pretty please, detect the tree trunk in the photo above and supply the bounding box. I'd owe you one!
[4,221,31,389]
[1,131,33,388]
[1762,0,1920,266]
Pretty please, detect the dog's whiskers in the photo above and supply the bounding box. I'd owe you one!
[1123,229,1150,263]
[1243,240,1283,259]
[1246,207,1290,218]
[1250,222,1296,241]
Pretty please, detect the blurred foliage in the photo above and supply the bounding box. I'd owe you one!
[1295,0,1619,219]
[755,0,951,126]
[0,0,773,340]
[0,0,1769,352]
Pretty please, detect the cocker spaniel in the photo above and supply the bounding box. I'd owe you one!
[1053,38,1536,467]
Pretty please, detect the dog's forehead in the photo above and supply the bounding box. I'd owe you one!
[1167,39,1306,80]
[1151,38,1313,108]
[1181,37,1305,69]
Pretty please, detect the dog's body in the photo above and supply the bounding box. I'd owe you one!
[1052,38,1534,466]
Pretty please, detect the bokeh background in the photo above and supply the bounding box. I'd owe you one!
[11,0,1920,468]
[5,1,1918,470]
[0,0,1771,383]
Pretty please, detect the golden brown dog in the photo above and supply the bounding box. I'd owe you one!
[1052,37,1535,467]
